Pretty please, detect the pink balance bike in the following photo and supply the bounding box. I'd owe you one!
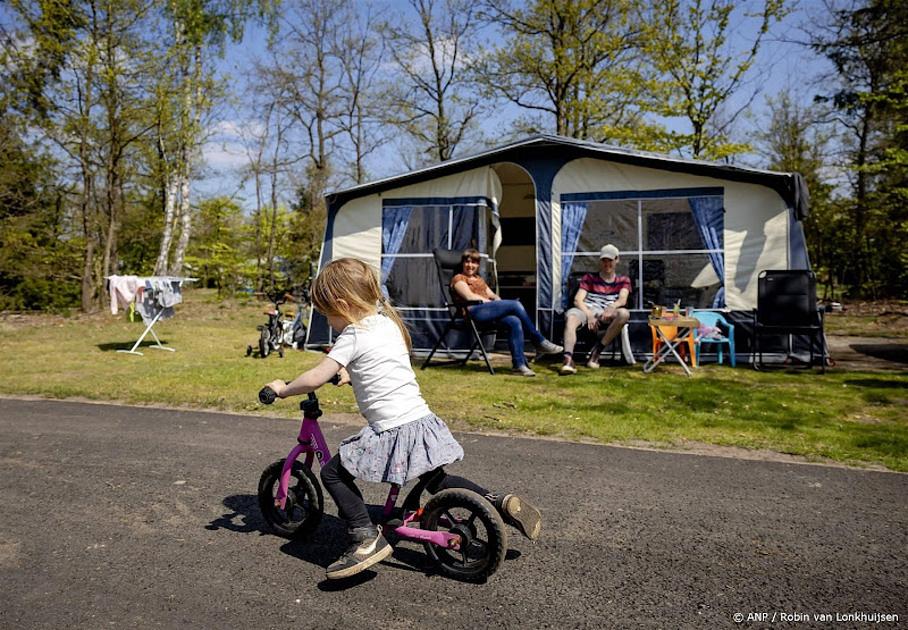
[257,384,508,582]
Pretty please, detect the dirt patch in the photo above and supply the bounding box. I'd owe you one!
[825,335,908,370]
[823,300,908,338]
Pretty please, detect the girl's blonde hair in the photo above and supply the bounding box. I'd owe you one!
[311,257,412,351]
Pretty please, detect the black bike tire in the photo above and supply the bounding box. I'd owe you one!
[259,327,270,358]
[421,488,507,582]
[257,459,323,540]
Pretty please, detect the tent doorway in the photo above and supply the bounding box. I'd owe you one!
[493,162,537,308]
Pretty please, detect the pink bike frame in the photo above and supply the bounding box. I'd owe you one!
[275,410,461,551]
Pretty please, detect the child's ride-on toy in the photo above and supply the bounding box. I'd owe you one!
[246,291,306,359]
[257,384,508,582]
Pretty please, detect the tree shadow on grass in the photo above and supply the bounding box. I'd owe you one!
[849,343,908,365]
[843,378,908,390]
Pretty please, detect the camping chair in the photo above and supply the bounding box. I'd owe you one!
[691,310,735,367]
[564,272,635,365]
[421,248,499,374]
[752,270,827,373]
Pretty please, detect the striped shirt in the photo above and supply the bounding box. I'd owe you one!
[579,273,632,309]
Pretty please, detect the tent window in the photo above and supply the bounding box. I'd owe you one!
[562,193,724,309]
[385,257,444,306]
[644,204,700,251]
[382,202,491,308]
[397,206,449,254]
[576,200,637,253]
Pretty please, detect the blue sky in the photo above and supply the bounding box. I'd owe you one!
[197,0,835,206]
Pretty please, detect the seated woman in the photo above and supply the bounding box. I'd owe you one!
[450,248,562,377]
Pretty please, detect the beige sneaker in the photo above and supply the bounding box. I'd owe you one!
[559,356,576,374]
[534,339,564,355]
[512,364,536,377]
[497,494,542,541]
[586,344,602,369]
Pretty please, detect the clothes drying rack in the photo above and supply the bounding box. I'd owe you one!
[107,276,197,356]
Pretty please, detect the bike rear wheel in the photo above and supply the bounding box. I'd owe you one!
[421,489,507,582]
[259,328,270,358]
[257,459,323,540]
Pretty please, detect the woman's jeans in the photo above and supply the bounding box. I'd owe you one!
[467,299,544,368]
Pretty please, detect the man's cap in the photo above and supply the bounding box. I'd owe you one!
[599,244,619,260]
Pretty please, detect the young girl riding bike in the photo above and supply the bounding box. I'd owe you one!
[264,257,542,580]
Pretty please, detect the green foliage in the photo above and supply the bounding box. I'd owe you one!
[0,115,82,311]
[186,196,257,294]
[250,201,293,290]
[0,213,82,311]
[478,0,658,144]
[812,0,908,298]
[641,0,787,159]
[752,90,846,297]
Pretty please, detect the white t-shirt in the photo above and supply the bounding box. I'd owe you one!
[327,314,432,432]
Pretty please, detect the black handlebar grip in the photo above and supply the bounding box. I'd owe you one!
[259,386,278,405]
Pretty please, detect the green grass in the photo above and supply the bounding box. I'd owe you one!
[1,290,906,471]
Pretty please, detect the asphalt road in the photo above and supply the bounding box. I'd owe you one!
[1,398,905,629]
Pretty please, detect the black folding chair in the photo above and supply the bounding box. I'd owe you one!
[752,270,827,372]
[421,248,499,374]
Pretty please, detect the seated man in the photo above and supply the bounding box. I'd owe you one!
[560,244,631,374]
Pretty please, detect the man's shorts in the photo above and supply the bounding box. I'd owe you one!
[566,305,628,325]
[566,306,602,325]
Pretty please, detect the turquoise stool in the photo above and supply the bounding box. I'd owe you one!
[691,310,735,367]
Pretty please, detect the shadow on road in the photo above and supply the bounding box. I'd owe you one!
[206,494,524,589]
[206,494,267,535]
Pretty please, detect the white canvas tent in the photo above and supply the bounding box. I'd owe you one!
[307,135,811,355]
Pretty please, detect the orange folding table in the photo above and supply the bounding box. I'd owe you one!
[643,315,700,377]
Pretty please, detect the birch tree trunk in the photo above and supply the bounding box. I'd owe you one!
[79,91,97,311]
[154,173,179,274]
[170,44,203,275]
[154,17,186,276]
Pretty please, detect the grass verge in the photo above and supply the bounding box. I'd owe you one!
[1,290,906,471]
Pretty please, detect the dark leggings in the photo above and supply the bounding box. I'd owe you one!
[320,454,489,530]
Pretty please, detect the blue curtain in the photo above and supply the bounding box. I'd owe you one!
[560,202,588,309]
[688,196,725,307]
[380,206,413,296]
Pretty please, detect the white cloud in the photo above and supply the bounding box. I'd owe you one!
[202,141,248,170]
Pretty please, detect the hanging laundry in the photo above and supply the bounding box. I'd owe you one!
[104,275,196,355]
[107,275,140,315]
[152,278,182,308]
[136,279,175,324]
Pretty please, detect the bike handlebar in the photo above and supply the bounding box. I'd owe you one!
[259,386,278,405]
[258,374,341,405]
[253,290,301,306]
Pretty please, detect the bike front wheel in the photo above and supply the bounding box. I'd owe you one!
[421,489,507,583]
[257,459,323,540]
